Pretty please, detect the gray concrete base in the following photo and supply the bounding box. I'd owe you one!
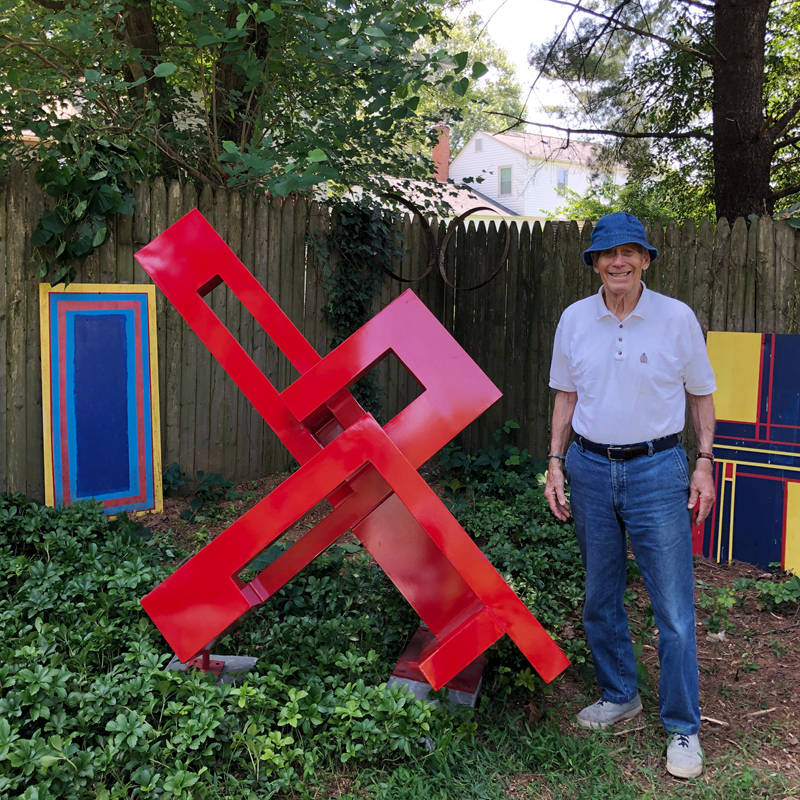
[387,674,482,709]
[166,654,258,684]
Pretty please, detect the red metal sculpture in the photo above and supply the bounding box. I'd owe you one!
[136,210,569,689]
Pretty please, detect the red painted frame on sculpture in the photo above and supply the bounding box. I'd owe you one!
[135,209,569,689]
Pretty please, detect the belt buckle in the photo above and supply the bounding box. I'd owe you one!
[607,446,624,461]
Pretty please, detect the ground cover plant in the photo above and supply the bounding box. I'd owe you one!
[2,432,799,798]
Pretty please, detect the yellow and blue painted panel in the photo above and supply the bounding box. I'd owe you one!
[695,332,800,572]
[39,284,163,515]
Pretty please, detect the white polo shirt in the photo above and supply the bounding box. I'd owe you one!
[549,284,716,445]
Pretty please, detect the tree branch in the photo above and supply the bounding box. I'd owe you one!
[490,111,713,141]
[544,0,714,63]
[767,97,800,151]
[673,0,715,12]
[769,183,800,203]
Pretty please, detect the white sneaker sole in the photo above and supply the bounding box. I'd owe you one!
[576,703,643,730]
[666,760,703,779]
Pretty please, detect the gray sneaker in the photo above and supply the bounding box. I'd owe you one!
[576,695,643,730]
[666,733,703,778]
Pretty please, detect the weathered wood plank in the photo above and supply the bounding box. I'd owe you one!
[222,191,242,480]
[694,219,714,333]
[743,218,758,331]
[178,182,199,477]
[710,219,731,332]
[266,196,289,469]
[726,217,748,332]
[5,165,29,493]
[755,215,776,332]
[248,195,271,478]
[206,190,231,476]
[677,220,696,310]
[116,209,135,284]
[162,180,184,471]
[0,172,9,490]
[25,172,45,498]
[192,184,214,476]
[774,222,796,334]
[149,179,169,461]
[234,193,256,481]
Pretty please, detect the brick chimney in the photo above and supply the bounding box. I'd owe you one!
[432,123,450,182]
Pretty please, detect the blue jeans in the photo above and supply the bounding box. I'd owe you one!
[565,440,700,734]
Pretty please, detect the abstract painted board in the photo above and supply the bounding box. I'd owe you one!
[135,210,570,690]
[39,283,163,515]
[693,331,800,572]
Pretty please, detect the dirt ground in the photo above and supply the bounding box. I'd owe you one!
[145,475,800,785]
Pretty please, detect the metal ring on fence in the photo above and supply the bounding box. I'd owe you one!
[377,193,437,282]
[438,208,511,291]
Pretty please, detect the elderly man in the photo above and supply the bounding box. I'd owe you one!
[544,212,716,779]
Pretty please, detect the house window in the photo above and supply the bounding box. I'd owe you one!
[475,138,483,152]
[499,166,512,195]
[557,168,568,191]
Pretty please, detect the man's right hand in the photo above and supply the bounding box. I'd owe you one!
[544,461,571,521]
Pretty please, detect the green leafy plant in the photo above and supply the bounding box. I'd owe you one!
[180,470,240,521]
[754,571,800,611]
[311,198,405,418]
[162,462,190,497]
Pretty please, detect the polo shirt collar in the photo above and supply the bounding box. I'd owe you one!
[594,281,650,320]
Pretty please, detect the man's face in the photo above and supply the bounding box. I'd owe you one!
[592,243,650,301]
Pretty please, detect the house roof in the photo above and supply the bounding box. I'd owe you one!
[383,176,516,218]
[475,130,601,168]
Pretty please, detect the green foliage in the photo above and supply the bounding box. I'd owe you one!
[180,470,240,521]
[415,12,525,154]
[697,583,739,633]
[162,462,191,497]
[549,173,715,226]
[1,0,470,281]
[0,492,462,799]
[531,0,800,217]
[30,132,144,283]
[753,571,800,612]
[311,198,404,418]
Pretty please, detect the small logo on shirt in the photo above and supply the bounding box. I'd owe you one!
[640,352,648,364]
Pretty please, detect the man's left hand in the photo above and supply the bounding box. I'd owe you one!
[688,461,715,524]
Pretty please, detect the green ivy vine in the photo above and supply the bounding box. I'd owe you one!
[311,199,403,419]
[30,127,146,284]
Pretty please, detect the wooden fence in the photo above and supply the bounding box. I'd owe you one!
[2,166,799,500]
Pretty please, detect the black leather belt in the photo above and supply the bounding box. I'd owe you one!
[576,433,680,461]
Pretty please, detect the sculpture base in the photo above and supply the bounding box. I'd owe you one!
[166,653,258,684]
[388,627,486,708]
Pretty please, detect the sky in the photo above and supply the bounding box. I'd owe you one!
[452,0,575,121]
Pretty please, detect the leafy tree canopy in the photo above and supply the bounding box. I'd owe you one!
[415,10,524,155]
[524,0,800,221]
[0,0,472,280]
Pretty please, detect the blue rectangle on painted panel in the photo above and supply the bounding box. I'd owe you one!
[769,335,800,430]
[731,475,784,570]
[73,313,131,497]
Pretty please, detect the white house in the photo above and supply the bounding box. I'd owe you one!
[448,130,627,218]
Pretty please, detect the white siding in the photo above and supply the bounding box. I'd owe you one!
[449,134,528,214]
[450,132,627,218]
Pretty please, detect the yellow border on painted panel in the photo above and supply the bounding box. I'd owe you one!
[784,482,800,573]
[38,283,163,515]
[39,284,55,507]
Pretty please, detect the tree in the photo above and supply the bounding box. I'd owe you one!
[521,0,800,220]
[547,170,714,224]
[415,11,524,154]
[0,0,469,280]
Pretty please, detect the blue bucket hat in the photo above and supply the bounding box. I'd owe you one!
[582,212,658,266]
